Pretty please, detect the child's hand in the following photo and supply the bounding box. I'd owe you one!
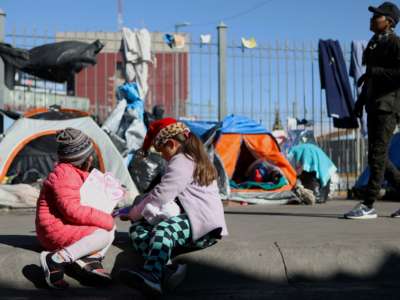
[112,206,131,218]
[119,215,131,221]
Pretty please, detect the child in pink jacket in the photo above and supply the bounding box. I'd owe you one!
[36,128,115,289]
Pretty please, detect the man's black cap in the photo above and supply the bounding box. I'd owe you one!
[369,2,400,26]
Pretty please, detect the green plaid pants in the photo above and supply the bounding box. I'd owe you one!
[129,214,216,280]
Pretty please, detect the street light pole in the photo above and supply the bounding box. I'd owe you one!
[174,22,190,33]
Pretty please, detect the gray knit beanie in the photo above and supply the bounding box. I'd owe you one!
[56,128,94,166]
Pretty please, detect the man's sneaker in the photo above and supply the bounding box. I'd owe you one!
[74,256,112,283]
[39,251,69,289]
[344,203,377,219]
[163,263,187,291]
[120,267,162,295]
[390,208,400,218]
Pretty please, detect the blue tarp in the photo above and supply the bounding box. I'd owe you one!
[288,143,337,187]
[221,115,269,134]
[355,133,400,188]
[183,114,270,137]
[182,120,217,137]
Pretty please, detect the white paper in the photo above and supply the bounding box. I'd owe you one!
[80,168,125,214]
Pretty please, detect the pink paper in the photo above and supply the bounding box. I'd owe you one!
[80,169,125,213]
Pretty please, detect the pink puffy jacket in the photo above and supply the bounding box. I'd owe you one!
[36,163,114,251]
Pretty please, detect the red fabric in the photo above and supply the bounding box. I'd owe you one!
[142,117,177,151]
[35,163,114,251]
[215,134,297,193]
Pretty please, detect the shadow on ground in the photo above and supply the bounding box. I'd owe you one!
[0,234,41,252]
[225,210,341,219]
[1,231,400,299]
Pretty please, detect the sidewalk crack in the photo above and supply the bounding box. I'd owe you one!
[274,241,295,287]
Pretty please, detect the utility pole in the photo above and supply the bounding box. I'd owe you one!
[117,0,123,30]
[0,8,6,132]
[217,22,227,121]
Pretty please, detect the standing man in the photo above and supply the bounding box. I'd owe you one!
[345,2,400,219]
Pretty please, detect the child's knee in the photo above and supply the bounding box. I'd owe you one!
[94,228,111,238]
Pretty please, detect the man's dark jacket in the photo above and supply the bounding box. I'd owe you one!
[360,31,400,114]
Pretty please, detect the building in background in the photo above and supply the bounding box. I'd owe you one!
[56,31,189,123]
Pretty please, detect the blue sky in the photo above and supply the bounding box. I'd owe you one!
[0,0,392,43]
[0,0,396,129]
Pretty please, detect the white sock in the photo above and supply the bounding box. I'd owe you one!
[53,249,74,263]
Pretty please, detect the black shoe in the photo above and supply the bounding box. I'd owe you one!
[120,267,162,295]
[39,251,69,289]
[74,256,112,283]
[163,263,187,291]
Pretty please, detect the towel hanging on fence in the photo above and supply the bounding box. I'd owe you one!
[349,40,368,95]
[163,34,175,48]
[174,34,186,49]
[163,33,185,49]
[121,27,152,100]
[241,37,257,49]
[349,40,368,135]
[318,39,358,129]
[200,34,212,45]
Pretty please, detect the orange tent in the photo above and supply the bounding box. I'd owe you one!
[215,133,297,195]
[185,115,298,203]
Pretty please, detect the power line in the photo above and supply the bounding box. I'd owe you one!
[189,0,273,27]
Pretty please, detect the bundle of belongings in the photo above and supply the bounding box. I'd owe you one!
[102,82,147,156]
[288,143,337,203]
[229,159,288,191]
[0,40,104,88]
[0,184,40,208]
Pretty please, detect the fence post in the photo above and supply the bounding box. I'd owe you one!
[0,8,5,113]
[217,22,227,121]
[174,51,180,119]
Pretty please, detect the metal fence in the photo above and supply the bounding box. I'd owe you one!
[183,30,367,191]
[2,24,367,192]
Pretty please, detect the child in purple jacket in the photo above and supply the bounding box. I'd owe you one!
[120,118,228,295]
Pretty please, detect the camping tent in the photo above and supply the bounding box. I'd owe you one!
[185,115,298,204]
[0,108,138,205]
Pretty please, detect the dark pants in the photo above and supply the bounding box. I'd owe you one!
[364,111,400,207]
[129,215,217,280]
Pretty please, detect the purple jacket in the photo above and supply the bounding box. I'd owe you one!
[131,153,228,241]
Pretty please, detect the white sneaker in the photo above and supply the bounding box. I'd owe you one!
[344,203,377,219]
[390,208,400,218]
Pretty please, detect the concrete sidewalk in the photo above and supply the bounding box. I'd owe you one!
[1,200,400,299]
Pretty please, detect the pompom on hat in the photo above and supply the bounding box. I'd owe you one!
[142,118,190,152]
[56,128,94,166]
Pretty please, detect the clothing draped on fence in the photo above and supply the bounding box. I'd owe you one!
[318,39,358,129]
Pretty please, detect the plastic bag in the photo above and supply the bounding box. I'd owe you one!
[128,151,166,194]
[102,99,127,134]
